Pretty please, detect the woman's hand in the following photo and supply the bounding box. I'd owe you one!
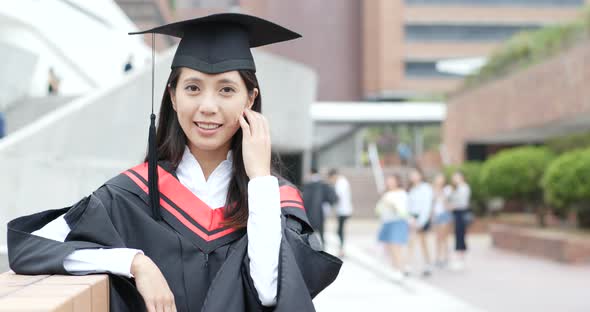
[239,108,271,179]
[131,254,177,312]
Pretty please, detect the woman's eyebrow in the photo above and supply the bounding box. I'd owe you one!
[217,78,238,85]
[182,77,203,83]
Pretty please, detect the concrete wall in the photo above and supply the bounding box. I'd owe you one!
[443,40,590,164]
[0,0,151,97]
[0,48,317,245]
[0,43,37,110]
[317,131,360,169]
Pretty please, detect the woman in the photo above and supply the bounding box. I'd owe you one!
[7,13,341,312]
[431,173,452,268]
[407,168,434,276]
[328,168,353,257]
[376,175,410,275]
[449,171,472,271]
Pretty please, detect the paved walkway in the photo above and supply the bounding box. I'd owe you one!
[314,233,483,311]
[318,218,590,312]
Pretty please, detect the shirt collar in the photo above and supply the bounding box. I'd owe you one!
[176,145,233,194]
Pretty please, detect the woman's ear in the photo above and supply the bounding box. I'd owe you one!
[168,85,177,111]
[247,88,259,109]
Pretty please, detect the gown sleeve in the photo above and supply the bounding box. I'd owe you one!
[240,181,343,311]
[7,186,127,275]
[31,214,143,278]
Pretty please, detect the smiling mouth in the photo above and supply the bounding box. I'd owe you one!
[194,122,222,130]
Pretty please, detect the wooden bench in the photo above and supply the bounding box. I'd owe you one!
[0,272,108,311]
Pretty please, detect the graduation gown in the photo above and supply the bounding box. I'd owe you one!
[7,162,342,311]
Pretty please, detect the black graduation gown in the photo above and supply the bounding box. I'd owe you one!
[7,162,342,312]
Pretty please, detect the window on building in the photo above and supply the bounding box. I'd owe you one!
[405,61,463,78]
[405,24,540,42]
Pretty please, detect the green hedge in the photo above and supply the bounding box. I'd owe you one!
[541,148,590,228]
[480,147,554,202]
[444,161,487,216]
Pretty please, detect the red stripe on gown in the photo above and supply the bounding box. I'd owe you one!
[124,163,237,241]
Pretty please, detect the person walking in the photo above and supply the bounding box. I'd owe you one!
[376,174,410,277]
[303,168,338,246]
[449,171,472,271]
[432,173,452,268]
[328,168,353,257]
[407,168,434,276]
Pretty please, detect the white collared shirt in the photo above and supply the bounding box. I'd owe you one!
[32,146,282,306]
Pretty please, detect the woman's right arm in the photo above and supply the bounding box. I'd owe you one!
[32,214,143,278]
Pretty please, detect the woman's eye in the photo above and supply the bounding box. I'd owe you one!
[185,85,199,92]
[220,87,236,94]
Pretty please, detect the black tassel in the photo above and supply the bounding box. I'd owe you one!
[148,32,160,220]
[148,113,161,220]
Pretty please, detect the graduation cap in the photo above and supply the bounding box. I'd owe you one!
[128,13,301,220]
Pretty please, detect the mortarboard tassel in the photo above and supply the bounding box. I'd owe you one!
[148,33,161,221]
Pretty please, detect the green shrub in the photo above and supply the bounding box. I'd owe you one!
[541,148,590,228]
[480,146,554,202]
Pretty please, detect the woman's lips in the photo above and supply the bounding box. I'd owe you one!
[194,122,222,136]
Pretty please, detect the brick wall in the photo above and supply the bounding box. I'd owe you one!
[490,224,590,264]
[0,273,108,312]
[444,40,590,164]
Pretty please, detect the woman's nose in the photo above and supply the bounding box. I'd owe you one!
[198,93,219,114]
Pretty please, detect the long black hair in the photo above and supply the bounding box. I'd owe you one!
[147,67,263,228]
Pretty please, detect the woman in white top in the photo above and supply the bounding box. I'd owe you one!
[432,173,452,267]
[376,175,410,273]
[328,169,353,257]
[407,168,434,276]
[449,171,472,270]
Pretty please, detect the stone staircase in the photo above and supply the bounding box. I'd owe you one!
[3,96,77,136]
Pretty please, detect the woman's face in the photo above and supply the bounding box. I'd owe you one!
[170,68,258,153]
[452,173,464,185]
[434,174,445,188]
[409,170,422,184]
[386,176,398,190]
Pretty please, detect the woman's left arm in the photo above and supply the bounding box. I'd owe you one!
[247,177,282,306]
[240,108,281,306]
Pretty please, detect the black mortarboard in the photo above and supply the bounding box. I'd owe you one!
[128,13,301,220]
[130,13,301,74]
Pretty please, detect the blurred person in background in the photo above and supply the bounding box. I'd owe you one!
[47,67,60,95]
[303,167,338,246]
[408,168,434,276]
[124,54,134,73]
[449,171,472,271]
[0,110,5,139]
[376,174,410,277]
[432,173,452,268]
[328,168,353,257]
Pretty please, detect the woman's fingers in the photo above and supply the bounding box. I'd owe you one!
[243,108,268,139]
[243,108,258,136]
[259,114,270,141]
[239,114,251,137]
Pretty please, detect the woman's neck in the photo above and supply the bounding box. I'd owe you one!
[188,144,231,181]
